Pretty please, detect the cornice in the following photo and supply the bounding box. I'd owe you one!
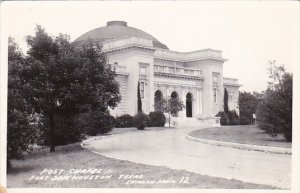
[104,45,155,54]
[154,72,204,81]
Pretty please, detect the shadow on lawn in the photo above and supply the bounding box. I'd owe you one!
[8,164,36,174]
[8,143,84,174]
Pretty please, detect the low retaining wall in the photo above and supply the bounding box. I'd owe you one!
[186,134,291,155]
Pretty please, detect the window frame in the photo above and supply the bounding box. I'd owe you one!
[213,88,218,104]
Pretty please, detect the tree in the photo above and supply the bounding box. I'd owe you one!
[223,88,229,124]
[21,25,120,152]
[158,97,185,116]
[238,91,262,125]
[216,88,240,125]
[224,88,229,114]
[137,81,142,113]
[256,61,292,142]
[7,38,37,168]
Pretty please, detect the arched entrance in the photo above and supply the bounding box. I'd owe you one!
[170,91,179,117]
[154,90,163,111]
[171,91,178,99]
[186,92,193,117]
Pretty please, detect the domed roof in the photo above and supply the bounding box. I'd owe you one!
[74,21,168,50]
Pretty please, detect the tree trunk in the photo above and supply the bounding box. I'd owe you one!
[49,113,56,152]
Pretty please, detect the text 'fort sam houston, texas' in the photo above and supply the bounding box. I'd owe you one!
[73,21,241,127]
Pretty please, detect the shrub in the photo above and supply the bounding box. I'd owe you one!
[216,111,227,126]
[114,114,134,128]
[83,111,114,136]
[239,112,253,125]
[148,111,166,127]
[238,91,262,125]
[133,113,149,130]
[228,110,240,125]
[216,111,240,126]
[256,62,292,142]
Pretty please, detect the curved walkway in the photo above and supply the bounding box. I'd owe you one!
[186,134,292,155]
[82,126,291,189]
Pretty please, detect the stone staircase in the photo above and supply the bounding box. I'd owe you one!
[165,116,221,128]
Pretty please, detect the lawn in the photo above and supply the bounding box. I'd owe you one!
[188,125,291,148]
[7,141,275,189]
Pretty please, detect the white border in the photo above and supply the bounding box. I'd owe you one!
[0,1,299,193]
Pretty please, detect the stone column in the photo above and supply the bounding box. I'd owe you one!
[195,88,200,117]
[181,87,186,118]
[199,89,203,115]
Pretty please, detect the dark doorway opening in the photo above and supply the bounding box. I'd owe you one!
[186,93,193,117]
[170,91,179,117]
[154,90,163,111]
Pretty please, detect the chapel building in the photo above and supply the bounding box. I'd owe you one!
[74,21,241,126]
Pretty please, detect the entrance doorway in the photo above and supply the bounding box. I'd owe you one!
[154,90,163,111]
[171,91,179,117]
[186,93,193,117]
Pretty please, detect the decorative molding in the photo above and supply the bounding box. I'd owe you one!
[154,72,203,81]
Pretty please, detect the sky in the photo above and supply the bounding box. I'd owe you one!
[1,1,299,92]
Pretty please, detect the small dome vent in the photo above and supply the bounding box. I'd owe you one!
[107,21,127,27]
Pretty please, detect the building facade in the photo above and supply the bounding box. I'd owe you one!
[74,21,241,125]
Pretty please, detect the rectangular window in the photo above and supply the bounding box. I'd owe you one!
[213,75,218,83]
[213,88,217,103]
[140,66,146,75]
[140,82,145,99]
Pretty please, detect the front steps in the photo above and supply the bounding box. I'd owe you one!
[165,116,221,128]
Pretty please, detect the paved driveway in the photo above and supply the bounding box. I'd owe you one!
[83,126,291,189]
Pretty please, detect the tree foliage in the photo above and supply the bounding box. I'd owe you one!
[18,25,120,152]
[7,38,37,167]
[133,113,148,130]
[114,114,134,128]
[238,91,262,125]
[137,81,142,113]
[256,61,292,142]
[148,111,166,127]
[79,110,114,136]
[156,97,185,117]
[216,110,240,126]
[222,88,230,124]
[224,88,229,114]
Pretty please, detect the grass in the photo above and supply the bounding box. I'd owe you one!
[188,125,291,148]
[7,142,276,189]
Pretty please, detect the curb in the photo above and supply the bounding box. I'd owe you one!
[185,134,292,155]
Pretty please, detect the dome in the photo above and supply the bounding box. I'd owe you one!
[73,21,168,50]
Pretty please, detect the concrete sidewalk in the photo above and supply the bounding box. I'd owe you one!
[82,127,291,189]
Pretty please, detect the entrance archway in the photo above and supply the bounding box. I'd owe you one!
[170,91,179,117]
[171,91,178,99]
[154,90,163,111]
[186,92,193,117]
